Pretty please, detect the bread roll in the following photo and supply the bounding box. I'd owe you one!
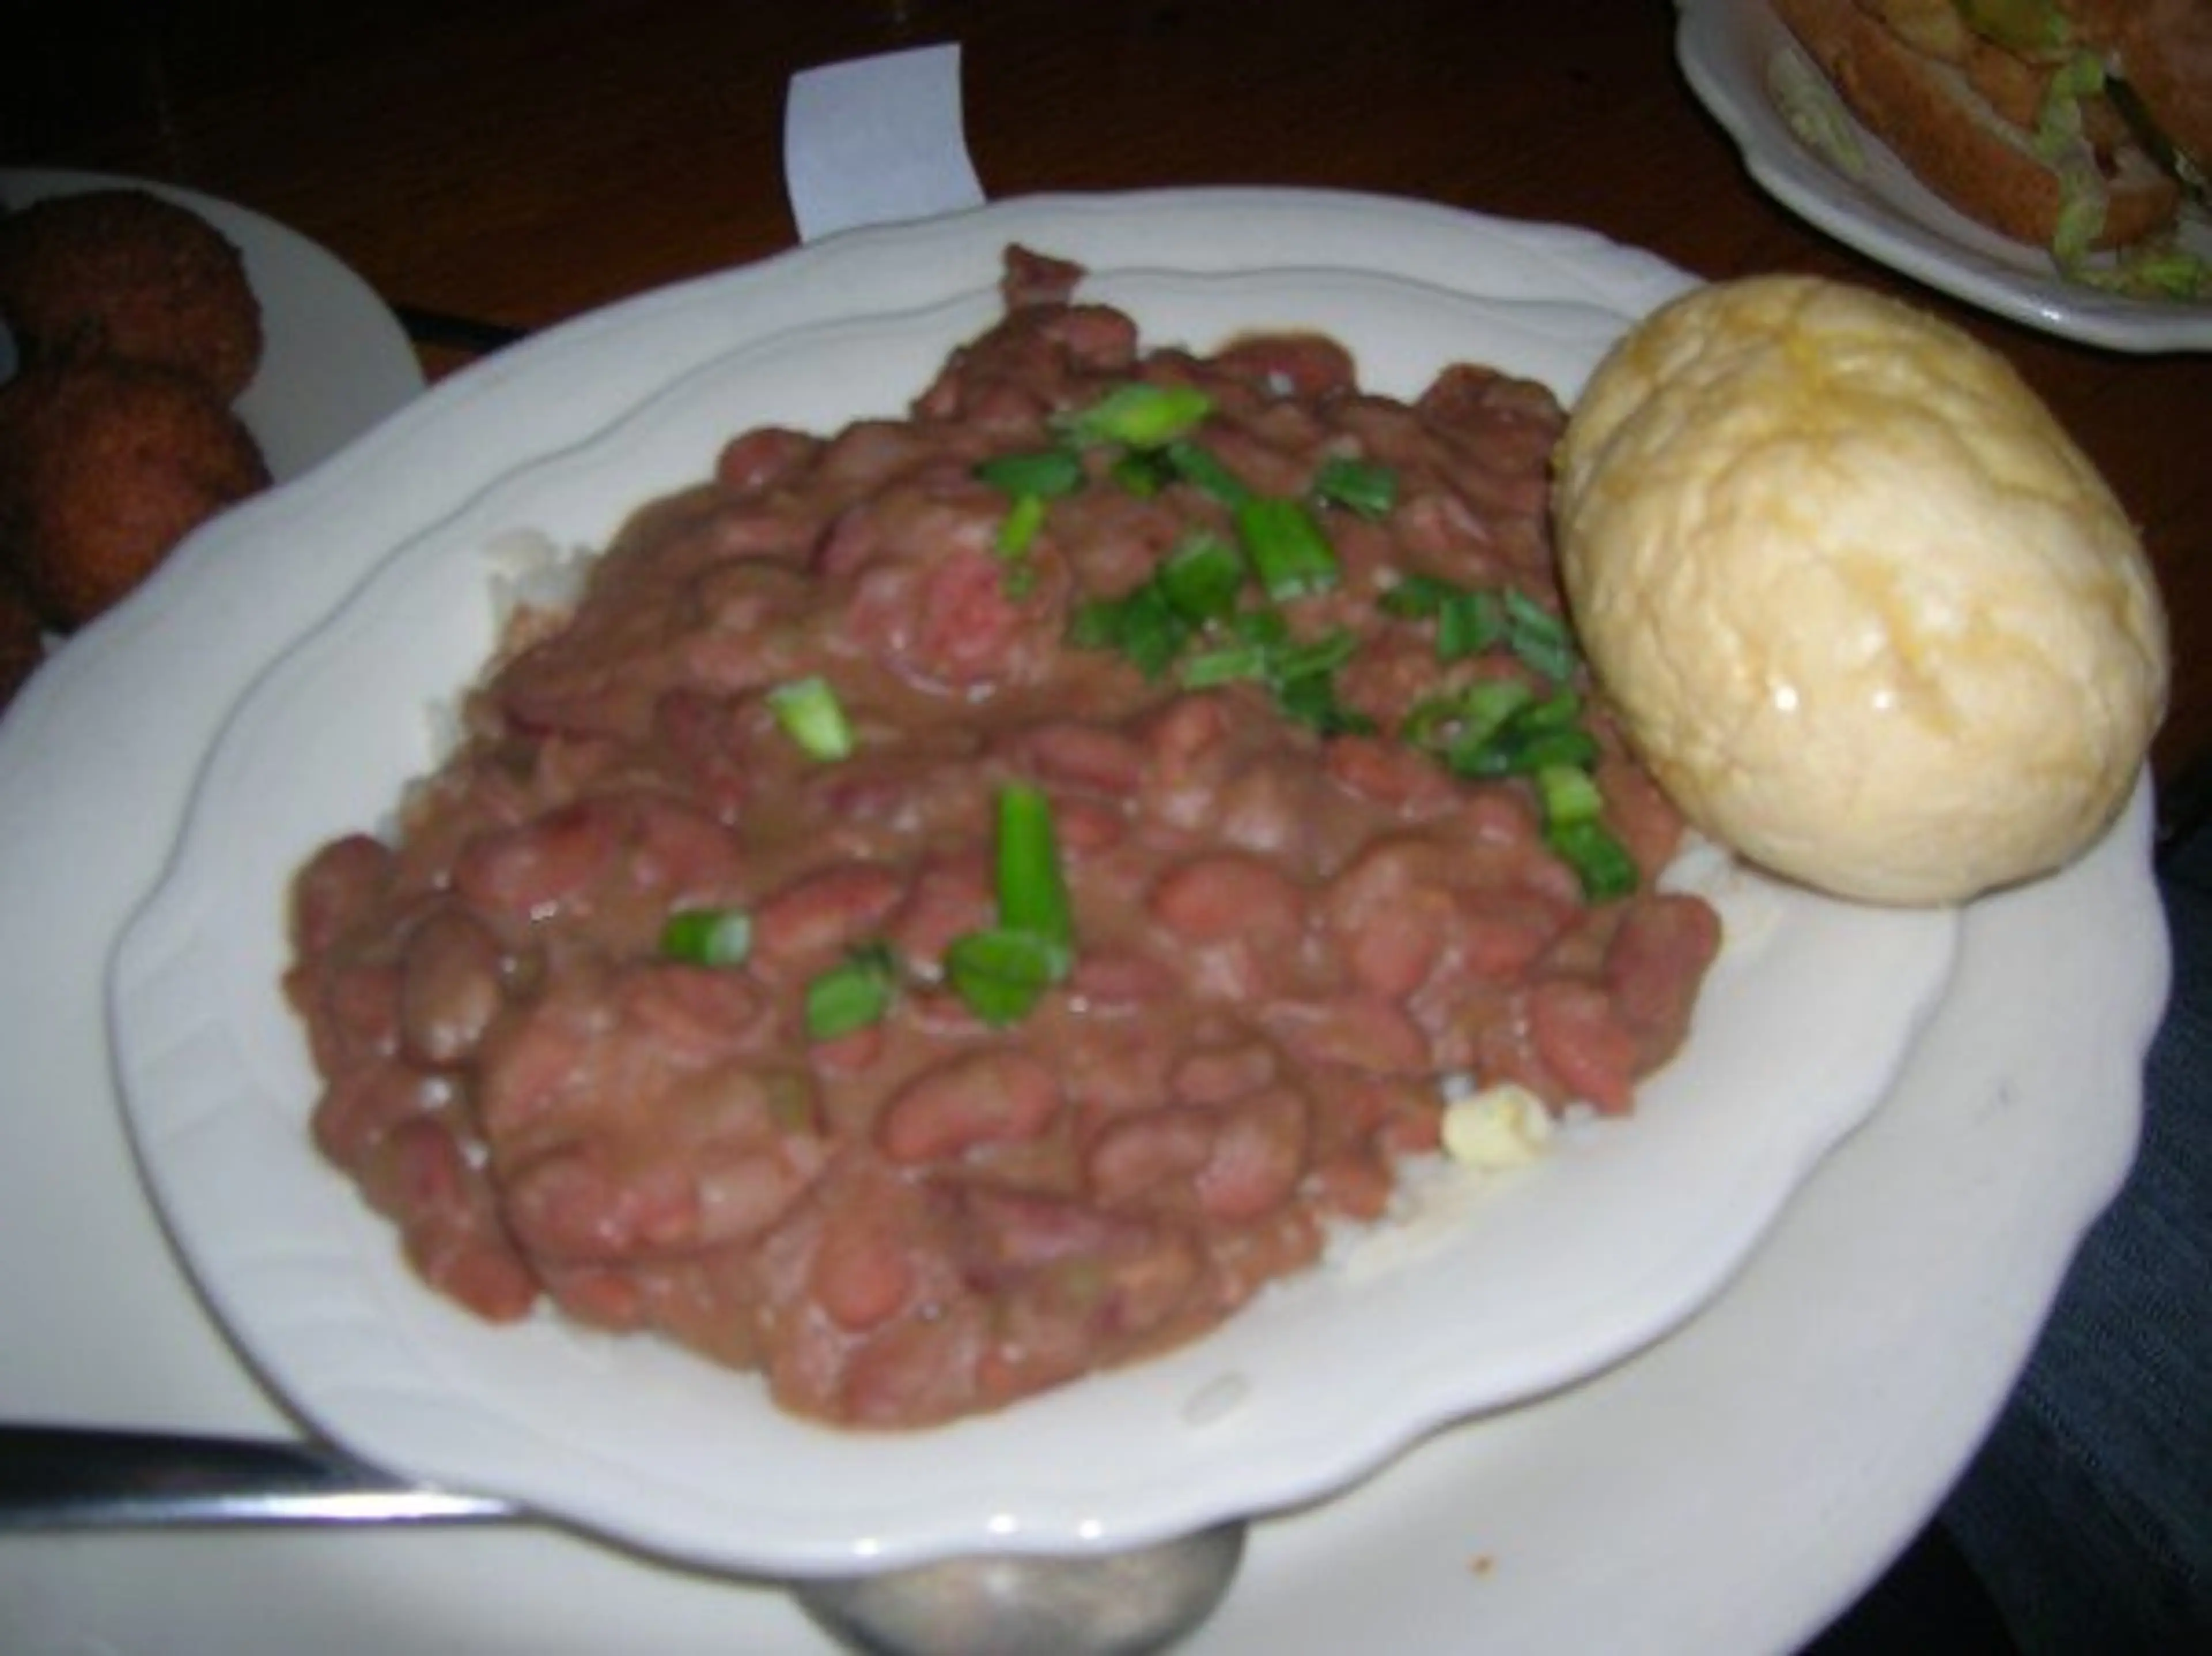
[1553,275,2166,906]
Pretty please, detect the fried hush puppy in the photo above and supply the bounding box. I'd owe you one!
[0,188,263,402]
[0,358,270,628]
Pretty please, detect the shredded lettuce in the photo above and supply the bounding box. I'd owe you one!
[1767,47,1867,179]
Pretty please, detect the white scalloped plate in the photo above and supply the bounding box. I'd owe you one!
[107,218,1959,1576]
[1676,0,2212,352]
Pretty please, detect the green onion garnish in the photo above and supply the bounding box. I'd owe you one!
[1437,588,1507,660]
[659,907,754,967]
[1163,440,1253,507]
[1404,676,1533,753]
[1062,383,1214,448]
[1312,456,1398,520]
[975,447,1086,498]
[1109,449,1179,497]
[1444,690,1595,780]
[1176,606,1286,686]
[1406,682,1604,779]
[1381,577,1517,663]
[1177,637,1273,688]
[1177,615,1372,735]
[943,783,1075,1026]
[1503,589,1577,683]
[1378,574,1455,619]
[996,491,1048,559]
[1234,497,1341,600]
[767,675,855,761]
[805,942,899,1039]
[1155,534,1245,624]
[1534,762,1606,826]
[1546,818,1639,903]
[1534,765,1637,903]
[993,782,1073,950]
[1271,650,1375,736]
[1070,584,1192,680]
[944,927,1067,1027]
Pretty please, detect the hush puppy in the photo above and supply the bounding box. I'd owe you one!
[0,188,264,402]
[0,358,270,627]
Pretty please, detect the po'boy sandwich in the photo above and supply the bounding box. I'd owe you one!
[1773,0,2210,294]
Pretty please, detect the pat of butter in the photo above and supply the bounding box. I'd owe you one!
[1440,1083,1554,1171]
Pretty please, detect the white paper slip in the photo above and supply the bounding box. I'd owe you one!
[783,43,988,243]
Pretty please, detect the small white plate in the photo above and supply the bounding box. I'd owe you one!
[1676,0,2212,352]
[1,168,425,478]
[111,236,1955,1575]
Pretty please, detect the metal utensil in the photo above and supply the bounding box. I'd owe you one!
[793,1523,1245,1655]
[0,1425,1244,1655]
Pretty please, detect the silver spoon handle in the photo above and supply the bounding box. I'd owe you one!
[0,1425,517,1528]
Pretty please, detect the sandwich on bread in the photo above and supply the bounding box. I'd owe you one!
[1772,0,2210,294]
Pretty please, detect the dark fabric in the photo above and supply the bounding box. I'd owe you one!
[1934,833,2212,1655]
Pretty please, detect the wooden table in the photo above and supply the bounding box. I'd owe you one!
[3,2,2192,1648]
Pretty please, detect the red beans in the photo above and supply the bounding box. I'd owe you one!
[875,1050,1063,1165]
[397,908,506,1067]
[1148,853,1305,945]
[453,801,615,918]
[752,864,905,967]
[284,250,1722,1429]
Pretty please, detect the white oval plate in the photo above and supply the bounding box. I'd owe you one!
[1676,0,2212,353]
[109,225,1956,1573]
[1,168,425,478]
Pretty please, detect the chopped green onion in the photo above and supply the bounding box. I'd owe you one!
[1177,617,1370,735]
[1177,637,1274,688]
[659,907,754,967]
[805,943,898,1039]
[1163,440,1253,507]
[942,785,1075,1026]
[1406,682,1603,778]
[944,927,1067,1027]
[1109,449,1178,497]
[1404,676,1535,753]
[1176,607,1285,686]
[1444,691,1597,780]
[1272,627,1362,682]
[1497,725,1603,776]
[1272,662,1376,736]
[1234,497,1341,600]
[1312,456,1398,520]
[1378,574,1455,618]
[767,675,855,761]
[1062,383,1213,448]
[993,782,1073,950]
[1383,577,1565,670]
[1155,534,1246,624]
[1071,584,1192,680]
[1534,763,1606,826]
[1436,588,1507,660]
[996,491,1048,559]
[1546,818,1639,903]
[1503,589,1577,683]
[975,447,1086,498]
